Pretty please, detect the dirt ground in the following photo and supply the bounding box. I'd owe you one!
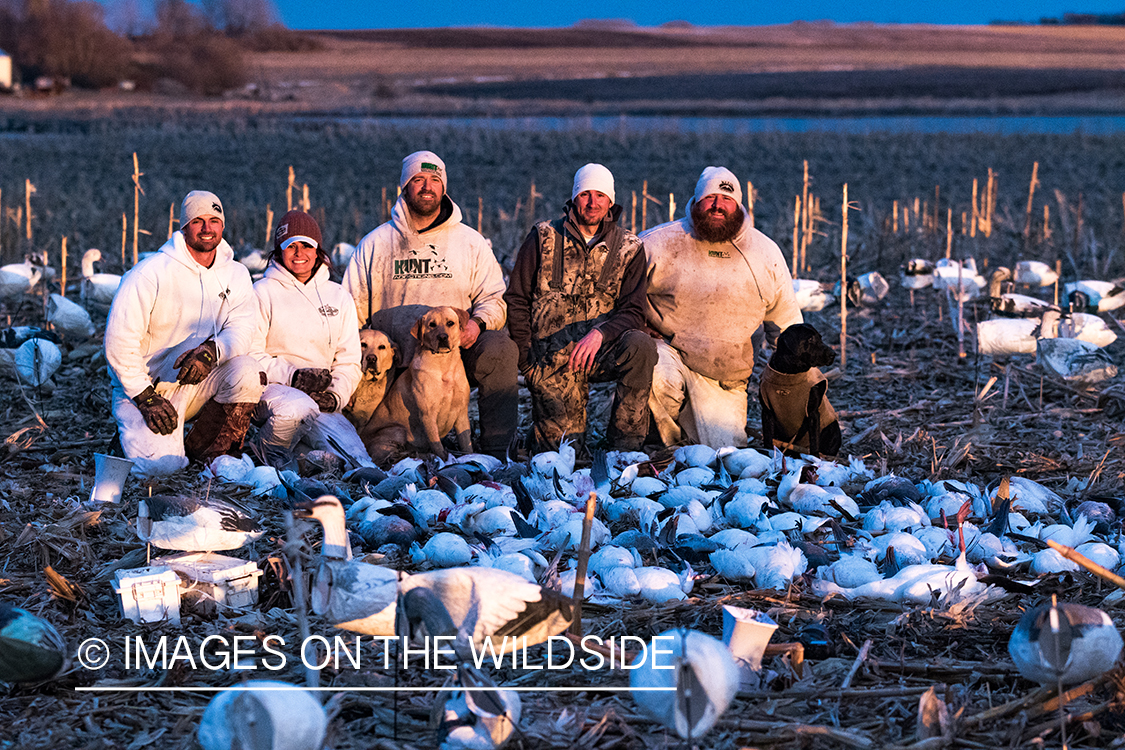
[4,23,1125,118]
[1,271,1125,748]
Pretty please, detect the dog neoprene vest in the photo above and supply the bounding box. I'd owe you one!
[760,365,838,448]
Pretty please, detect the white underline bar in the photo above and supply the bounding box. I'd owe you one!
[76,686,672,693]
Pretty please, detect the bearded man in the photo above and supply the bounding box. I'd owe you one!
[641,166,802,448]
[343,151,517,458]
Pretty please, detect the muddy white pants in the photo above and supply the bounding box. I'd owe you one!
[257,383,373,467]
[649,340,749,449]
[112,355,265,477]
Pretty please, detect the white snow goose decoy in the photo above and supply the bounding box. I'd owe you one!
[79,249,122,307]
[792,279,835,312]
[1013,260,1059,288]
[901,259,935,290]
[1066,280,1125,313]
[295,496,572,652]
[138,494,264,552]
[0,256,46,303]
[1008,597,1123,686]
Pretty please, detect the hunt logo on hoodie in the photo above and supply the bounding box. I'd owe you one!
[393,245,452,280]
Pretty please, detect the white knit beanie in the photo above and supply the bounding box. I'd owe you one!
[400,151,447,190]
[693,167,742,207]
[181,190,225,226]
[571,163,615,204]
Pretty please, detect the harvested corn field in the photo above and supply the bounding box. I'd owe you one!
[1,119,1125,750]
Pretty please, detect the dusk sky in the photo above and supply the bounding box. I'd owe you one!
[273,0,1125,28]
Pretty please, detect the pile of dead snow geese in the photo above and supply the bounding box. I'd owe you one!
[7,441,1123,748]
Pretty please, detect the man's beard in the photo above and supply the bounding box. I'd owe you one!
[691,203,742,243]
[405,190,441,219]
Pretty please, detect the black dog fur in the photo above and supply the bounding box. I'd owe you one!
[760,323,842,458]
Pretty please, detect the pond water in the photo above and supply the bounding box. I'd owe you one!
[311,113,1125,135]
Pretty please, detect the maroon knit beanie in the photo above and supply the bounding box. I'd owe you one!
[274,210,323,254]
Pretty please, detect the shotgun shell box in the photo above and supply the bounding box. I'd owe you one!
[152,552,263,614]
[113,565,182,624]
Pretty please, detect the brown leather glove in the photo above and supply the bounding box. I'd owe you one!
[133,385,177,435]
[174,340,217,385]
[309,391,338,413]
[291,368,332,394]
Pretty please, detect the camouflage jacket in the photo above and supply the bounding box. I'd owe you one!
[505,204,647,370]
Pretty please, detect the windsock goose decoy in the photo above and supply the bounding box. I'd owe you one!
[0,603,67,683]
[1009,598,1123,686]
[197,680,328,750]
[630,629,740,742]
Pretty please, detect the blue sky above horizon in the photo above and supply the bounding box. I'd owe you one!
[272,1,1125,29]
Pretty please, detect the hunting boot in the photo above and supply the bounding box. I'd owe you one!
[184,399,256,464]
[606,330,657,452]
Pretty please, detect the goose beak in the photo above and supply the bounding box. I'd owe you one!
[292,502,315,518]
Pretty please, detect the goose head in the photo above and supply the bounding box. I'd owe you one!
[293,495,352,560]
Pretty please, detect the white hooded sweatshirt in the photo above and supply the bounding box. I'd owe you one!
[251,259,362,407]
[106,231,257,399]
[342,194,507,344]
[642,207,803,383]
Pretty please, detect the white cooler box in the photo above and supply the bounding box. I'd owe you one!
[152,552,263,614]
[113,565,182,624]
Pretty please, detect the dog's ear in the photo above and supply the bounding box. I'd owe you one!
[390,340,401,369]
[410,315,426,341]
[454,307,471,332]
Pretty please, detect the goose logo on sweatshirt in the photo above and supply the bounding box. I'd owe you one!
[393,244,452,280]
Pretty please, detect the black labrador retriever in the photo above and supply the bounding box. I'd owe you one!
[759,323,842,458]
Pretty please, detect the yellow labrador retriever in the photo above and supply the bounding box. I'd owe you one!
[361,306,472,461]
[344,328,398,431]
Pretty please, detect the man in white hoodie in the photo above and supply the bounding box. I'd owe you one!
[642,167,803,449]
[343,151,518,457]
[105,191,265,476]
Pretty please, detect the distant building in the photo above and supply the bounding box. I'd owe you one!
[0,49,11,90]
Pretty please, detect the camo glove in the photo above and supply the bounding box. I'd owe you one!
[309,391,338,413]
[133,386,177,435]
[174,340,217,385]
[291,368,332,394]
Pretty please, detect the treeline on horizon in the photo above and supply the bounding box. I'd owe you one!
[0,0,317,94]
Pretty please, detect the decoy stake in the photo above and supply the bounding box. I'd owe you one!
[569,492,598,637]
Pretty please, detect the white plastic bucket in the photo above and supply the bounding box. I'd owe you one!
[90,453,133,503]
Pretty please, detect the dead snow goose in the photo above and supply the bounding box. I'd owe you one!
[197,680,327,750]
[0,603,67,683]
[1009,599,1123,686]
[138,494,264,552]
[630,629,740,742]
